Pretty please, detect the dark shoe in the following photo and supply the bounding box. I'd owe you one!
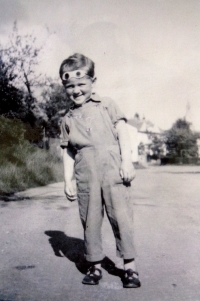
[82,266,102,285]
[122,269,141,288]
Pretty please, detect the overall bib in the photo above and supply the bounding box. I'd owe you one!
[61,99,135,261]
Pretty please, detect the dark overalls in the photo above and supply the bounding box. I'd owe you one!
[60,98,135,261]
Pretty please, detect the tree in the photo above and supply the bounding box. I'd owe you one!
[0,56,23,118]
[0,22,49,114]
[0,116,25,147]
[0,22,51,144]
[39,80,72,138]
[148,134,166,159]
[7,22,46,95]
[164,119,198,158]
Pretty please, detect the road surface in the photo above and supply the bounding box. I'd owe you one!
[1,165,200,301]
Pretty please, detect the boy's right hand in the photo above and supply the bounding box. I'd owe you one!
[64,181,77,202]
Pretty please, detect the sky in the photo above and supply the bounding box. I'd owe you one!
[0,0,200,131]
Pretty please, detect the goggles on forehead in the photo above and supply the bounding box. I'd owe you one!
[62,69,88,81]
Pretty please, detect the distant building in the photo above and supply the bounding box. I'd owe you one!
[127,116,162,165]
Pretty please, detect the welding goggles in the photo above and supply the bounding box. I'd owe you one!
[62,69,89,81]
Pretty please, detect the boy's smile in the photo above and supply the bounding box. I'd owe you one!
[64,76,95,106]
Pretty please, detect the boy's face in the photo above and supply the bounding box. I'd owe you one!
[63,69,95,106]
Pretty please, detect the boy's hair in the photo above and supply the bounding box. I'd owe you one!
[59,53,95,79]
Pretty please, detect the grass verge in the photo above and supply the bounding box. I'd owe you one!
[0,141,63,196]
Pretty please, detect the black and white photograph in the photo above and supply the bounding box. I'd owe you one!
[0,0,200,300]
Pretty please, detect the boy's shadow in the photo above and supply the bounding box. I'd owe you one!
[45,230,125,278]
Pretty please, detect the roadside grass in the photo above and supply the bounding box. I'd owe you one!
[0,141,63,195]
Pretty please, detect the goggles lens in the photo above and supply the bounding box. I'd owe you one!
[62,70,87,81]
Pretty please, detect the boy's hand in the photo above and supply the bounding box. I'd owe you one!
[64,180,77,202]
[120,161,136,183]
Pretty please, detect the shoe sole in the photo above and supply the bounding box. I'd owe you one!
[82,275,102,285]
[82,281,99,285]
[123,283,141,288]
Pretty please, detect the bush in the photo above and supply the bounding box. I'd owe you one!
[0,116,25,147]
[164,119,198,158]
[160,157,200,165]
[0,117,63,195]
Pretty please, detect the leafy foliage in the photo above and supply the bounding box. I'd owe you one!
[0,116,43,147]
[2,21,47,97]
[0,22,68,141]
[164,119,198,158]
[0,62,36,124]
[0,22,51,144]
[0,116,63,195]
[0,116,25,147]
[40,81,72,137]
[0,57,24,118]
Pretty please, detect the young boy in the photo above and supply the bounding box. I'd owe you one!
[59,53,141,288]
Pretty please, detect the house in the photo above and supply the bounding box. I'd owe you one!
[127,116,162,164]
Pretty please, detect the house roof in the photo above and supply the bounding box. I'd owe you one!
[128,118,161,134]
[127,118,142,130]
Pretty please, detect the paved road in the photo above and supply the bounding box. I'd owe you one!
[1,165,200,301]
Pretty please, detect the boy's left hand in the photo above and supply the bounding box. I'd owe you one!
[120,161,136,183]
